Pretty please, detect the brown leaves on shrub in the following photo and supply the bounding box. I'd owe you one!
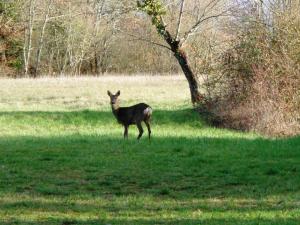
[199,8,300,137]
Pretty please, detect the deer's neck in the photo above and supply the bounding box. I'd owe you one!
[111,103,120,117]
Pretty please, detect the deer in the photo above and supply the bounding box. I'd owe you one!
[107,90,152,140]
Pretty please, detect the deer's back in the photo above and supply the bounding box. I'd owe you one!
[117,103,151,125]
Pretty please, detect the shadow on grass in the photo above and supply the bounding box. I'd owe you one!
[1,218,300,225]
[0,134,299,199]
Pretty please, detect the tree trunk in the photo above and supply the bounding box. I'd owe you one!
[174,49,203,104]
[94,50,99,74]
[24,0,36,77]
[163,31,203,104]
[34,0,52,77]
[1,51,6,62]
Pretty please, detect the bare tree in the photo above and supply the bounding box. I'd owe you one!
[137,0,230,104]
[34,0,53,77]
[4,0,232,77]
[92,0,106,74]
[23,0,36,76]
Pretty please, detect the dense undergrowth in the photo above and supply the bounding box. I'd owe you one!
[196,5,300,136]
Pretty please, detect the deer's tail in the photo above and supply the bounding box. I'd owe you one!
[144,107,152,121]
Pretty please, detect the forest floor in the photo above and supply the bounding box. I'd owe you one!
[0,76,299,225]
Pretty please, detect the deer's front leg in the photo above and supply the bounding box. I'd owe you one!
[124,125,129,139]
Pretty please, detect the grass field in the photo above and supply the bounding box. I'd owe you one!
[0,76,299,225]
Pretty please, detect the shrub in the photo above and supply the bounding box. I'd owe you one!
[198,7,300,136]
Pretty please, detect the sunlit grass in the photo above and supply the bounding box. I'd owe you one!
[0,76,190,111]
[0,76,299,225]
[0,194,299,224]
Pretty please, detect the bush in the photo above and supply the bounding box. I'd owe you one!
[0,1,22,77]
[199,8,300,136]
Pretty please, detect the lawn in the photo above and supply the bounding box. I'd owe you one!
[0,76,299,225]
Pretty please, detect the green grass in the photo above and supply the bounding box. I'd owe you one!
[0,77,299,225]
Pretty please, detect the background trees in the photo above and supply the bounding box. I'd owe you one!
[1,0,180,76]
[0,1,23,76]
[0,0,231,78]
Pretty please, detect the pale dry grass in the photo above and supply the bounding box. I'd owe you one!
[0,75,190,111]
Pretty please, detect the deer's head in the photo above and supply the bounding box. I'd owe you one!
[107,90,120,105]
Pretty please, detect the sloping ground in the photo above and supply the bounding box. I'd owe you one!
[0,76,299,225]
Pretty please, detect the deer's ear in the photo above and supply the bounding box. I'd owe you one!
[116,90,120,96]
[107,90,112,96]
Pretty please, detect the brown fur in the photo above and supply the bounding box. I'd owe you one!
[107,90,152,140]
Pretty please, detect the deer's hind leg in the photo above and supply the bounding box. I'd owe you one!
[136,122,144,140]
[144,120,151,140]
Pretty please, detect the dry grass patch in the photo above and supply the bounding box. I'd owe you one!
[0,75,190,111]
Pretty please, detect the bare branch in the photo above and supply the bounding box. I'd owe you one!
[47,12,83,21]
[180,7,231,46]
[175,0,185,41]
[197,0,220,21]
[127,38,172,51]
[127,34,171,51]
[117,29,171,51]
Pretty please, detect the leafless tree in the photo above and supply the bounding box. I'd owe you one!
[23,0,36,76]
[136,0,231,104]
[34,0,53,77]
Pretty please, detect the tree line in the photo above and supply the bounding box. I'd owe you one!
[1,0,179,77]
